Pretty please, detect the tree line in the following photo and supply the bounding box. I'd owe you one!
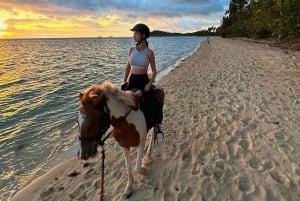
[219,0,300,39]
[150,27,219,37]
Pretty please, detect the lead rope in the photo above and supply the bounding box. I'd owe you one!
[100,146,105,201]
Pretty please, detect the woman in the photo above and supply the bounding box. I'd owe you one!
[122,23,164,142]
[122,23,155,91]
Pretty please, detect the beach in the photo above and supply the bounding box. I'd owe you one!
[11,38,300,201]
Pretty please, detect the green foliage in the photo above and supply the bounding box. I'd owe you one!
[150,26,220,37]
[220,0,300,39]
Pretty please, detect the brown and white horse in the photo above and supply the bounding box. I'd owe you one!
[77,81,164,198]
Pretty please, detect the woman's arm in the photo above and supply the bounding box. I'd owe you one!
[124,48,133,82]
[145,50,157,90]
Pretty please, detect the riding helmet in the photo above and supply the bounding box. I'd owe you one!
[130,23,150,38]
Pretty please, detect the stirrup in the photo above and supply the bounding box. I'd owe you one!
[154,125,164,144]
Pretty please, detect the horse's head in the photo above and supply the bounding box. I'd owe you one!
[77,85,110,160]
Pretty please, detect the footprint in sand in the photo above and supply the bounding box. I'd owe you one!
[242,117,251,127]
[274,130,287,141]
[295,164,300,177]
[249,157,262,170]
[68,189,81,200]
[192,162,201,175]
[266,189,279,201]
[163,190,175,201]
[287,86,294,94]
[239,139,252,151]
[292,99,299,108]
[293,164,300,186]
[84,168,95,178]
[267,91,276,100]
[269,170,291,189]
[213,161,225,179]
[218,141,228,160]
[263,160,274,171]
[227,136,242,159]
[177,187,194,200]
[279,142,294,154]
[41,187,54,200]
[202,166,213,177]
[238,176,255,193]
[181,149,192,169]
[196,150,209,165]
[238,103,246,112]
[93,180,101,189]
[77,194,88,201]
[215,116,223,126]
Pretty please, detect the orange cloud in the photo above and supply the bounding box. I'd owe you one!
[0,5,131,38]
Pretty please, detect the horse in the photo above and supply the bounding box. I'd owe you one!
[77,80,165,198]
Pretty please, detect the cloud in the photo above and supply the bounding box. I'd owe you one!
[0,0,230,38]
[3,0,229,16]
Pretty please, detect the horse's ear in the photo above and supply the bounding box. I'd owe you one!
[90,93,106,107]
[79,92,83,99]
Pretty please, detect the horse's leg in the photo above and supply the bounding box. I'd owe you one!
[145,127,155,160]
[134,136,146,174]
[122,147,133,198]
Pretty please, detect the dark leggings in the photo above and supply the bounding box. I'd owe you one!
[128,74,149,90]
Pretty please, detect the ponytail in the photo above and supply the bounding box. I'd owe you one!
[136,38,148,48]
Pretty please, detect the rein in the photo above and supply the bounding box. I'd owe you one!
[97,107,132,201]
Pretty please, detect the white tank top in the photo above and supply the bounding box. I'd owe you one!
[129,47,149,69]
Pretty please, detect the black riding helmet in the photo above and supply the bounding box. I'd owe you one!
[130,23,150,39]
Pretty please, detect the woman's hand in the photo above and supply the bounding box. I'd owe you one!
[144,82,152,91]
[121,82,128,90]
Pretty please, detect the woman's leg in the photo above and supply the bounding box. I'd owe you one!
[128,74,149,91]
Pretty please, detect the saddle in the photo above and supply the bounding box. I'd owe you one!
[124,84,164,130]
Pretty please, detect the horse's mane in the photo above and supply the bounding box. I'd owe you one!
[86,81,137,109]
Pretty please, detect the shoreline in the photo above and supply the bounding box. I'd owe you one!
[156,41,202,81]
[11,38,300,200]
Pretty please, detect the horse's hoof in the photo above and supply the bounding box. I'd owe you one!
[143,156,152,166]
[135,167,148,175]
[123,191,133,199]
[141,167,148,175]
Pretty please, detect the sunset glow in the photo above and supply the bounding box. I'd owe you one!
[0,1,229,39]
[0,18,7,37]
[0,20,6,29]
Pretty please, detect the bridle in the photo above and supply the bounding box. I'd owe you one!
[77,102,111,145]
[96,102,112,146]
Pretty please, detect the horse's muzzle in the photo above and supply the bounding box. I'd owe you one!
[78,150,90,160]
[78,144,98,160]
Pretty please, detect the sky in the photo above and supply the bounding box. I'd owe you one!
[0,0,230,39]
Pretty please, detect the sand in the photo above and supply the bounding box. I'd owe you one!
[10,38,300,201]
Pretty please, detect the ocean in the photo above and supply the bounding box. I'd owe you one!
[0,36,206,198]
